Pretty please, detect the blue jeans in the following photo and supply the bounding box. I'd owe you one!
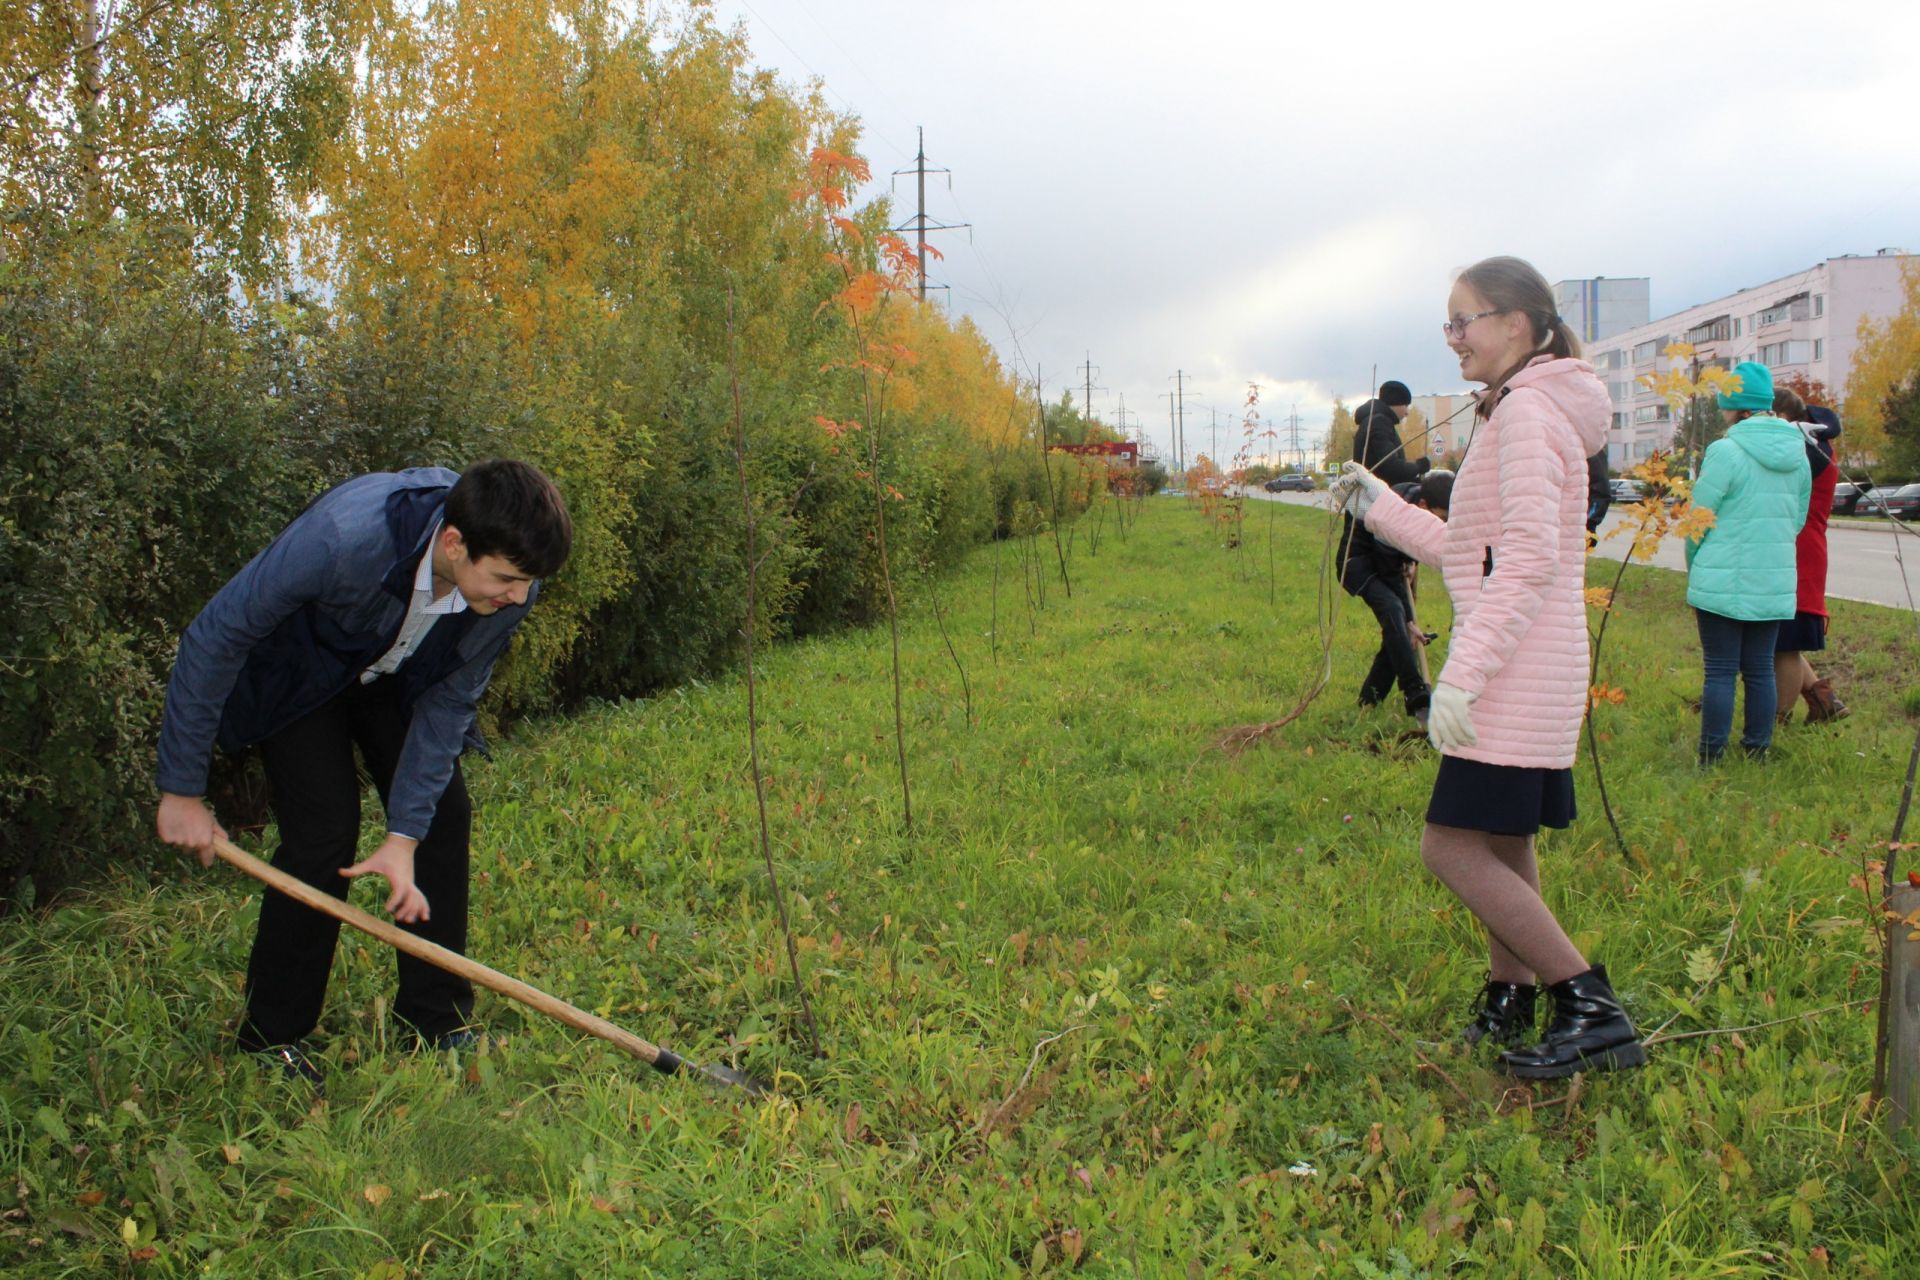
[1695,609,1781,760]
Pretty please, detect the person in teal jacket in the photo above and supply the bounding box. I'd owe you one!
[1684,361,1811,763]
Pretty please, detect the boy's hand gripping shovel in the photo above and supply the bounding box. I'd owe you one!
[211,835,767,1098]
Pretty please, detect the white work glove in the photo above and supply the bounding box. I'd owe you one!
[1427,681,1478,753]
[1330,460,1389,519]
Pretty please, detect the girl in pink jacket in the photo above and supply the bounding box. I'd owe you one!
[1333,256,1643,1080]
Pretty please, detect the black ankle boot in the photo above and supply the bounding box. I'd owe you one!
[1461,978,1537,1048]
[1497,963,1645,1079]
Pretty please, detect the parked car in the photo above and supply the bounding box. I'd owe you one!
[1831,482,1866,517]
[1858,486,1901,516]
[1263,472,1316,492]
[1607,478,1647,504]
[1884,483,1920,521]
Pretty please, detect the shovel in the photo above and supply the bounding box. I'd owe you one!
[211,835,767,1097]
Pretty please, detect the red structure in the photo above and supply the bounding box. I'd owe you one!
[1048,441,1139,466]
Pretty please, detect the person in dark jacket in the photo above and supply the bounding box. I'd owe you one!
[155,461,572,1085]
[1584,450,1611,541]
[1338,380,1433,721]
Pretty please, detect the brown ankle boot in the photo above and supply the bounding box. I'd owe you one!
[1803,678,1850,723]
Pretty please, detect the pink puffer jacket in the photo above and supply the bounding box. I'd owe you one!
[1364,356,1611,768]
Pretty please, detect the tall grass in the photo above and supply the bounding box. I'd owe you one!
[4,498,1916,1276]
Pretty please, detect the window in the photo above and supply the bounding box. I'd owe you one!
[1814,294,1825,317]
[1685,316,1731,344]
[1814,338,1824,362]
[1760,293,1810,326]
[1760,340,1813,366]
[1734,318,1742,337]
[1633,404,1670,424]
[1606,380,1632,401]
[1631,338,1664,363]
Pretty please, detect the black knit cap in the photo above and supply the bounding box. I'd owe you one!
[1379,380,1412,407]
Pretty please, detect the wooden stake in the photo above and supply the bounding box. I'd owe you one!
[1888,883,1920,1136]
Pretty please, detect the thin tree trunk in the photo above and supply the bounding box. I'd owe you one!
[1035,383,1072,597]
[77,0,106,222]
[727,292,821,1057]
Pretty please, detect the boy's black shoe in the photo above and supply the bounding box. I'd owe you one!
[429,1027,487,1052]
[251,1043,326,1097]
[404,1024,494,1053]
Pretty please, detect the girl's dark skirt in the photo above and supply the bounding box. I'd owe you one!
[1774,610,1827,653]
[1425,755,1576,837]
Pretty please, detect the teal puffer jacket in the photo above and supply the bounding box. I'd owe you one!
[1685,415,1811,620]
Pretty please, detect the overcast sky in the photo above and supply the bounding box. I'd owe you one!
[708,0,1920,465]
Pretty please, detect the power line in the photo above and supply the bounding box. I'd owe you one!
[730,1,914,166]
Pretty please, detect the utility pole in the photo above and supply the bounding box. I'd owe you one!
[889,127,969,304]
[1075,352,1105,426]
[1289,406,1303,471]
[1167,370,1194,476]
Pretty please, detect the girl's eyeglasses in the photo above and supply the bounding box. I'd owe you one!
[1442,310,1504,339]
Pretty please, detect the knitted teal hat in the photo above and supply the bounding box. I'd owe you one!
[1717,361,1774,411]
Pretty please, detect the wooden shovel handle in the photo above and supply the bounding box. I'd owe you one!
[210,835,684,1074]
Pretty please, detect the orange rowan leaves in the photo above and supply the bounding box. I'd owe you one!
[1588,683,1627,710]
[1583,587,1614,611]
[801,148,869,210]
[835,271,887,315]
[814,415,861,439]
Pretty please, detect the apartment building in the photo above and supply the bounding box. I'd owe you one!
[1553,276,1651,344]
[1576,251,1914,469]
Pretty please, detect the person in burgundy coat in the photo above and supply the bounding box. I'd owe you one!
[1771,395,1848,723]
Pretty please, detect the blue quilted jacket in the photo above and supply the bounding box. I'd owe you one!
[1685,416,1811,621]
[155,469,538,838]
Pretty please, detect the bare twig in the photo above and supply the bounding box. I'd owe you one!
[1035,374,1072,598]
[1644,1000,1869,1048]
[928,582,972,728]
[980,1023,1091,1135]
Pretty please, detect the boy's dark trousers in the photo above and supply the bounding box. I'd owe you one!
[235,676,474,1050]
[1343,561,1430,715]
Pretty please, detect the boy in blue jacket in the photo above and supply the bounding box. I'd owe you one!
[154,461,572,1082]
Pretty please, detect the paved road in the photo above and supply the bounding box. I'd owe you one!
[1239,486,1920,610]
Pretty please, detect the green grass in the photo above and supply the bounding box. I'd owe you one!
[5,496,1918,1277]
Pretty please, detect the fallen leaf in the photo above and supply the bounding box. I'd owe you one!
[130,1245,158,1262]
[417,1188,451,1202]
[76,1191,104,1207]
[591,1196,616,1213]
[363,1184,392,1208]
[221,1144,242,1165]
